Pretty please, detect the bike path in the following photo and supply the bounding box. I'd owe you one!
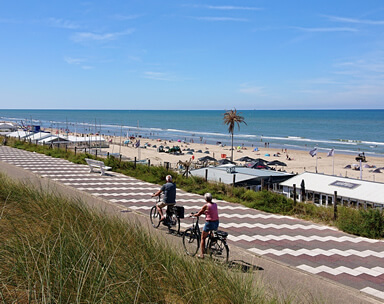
[0,146,383,302]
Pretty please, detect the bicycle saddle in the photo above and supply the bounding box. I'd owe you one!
[215,230,228,238]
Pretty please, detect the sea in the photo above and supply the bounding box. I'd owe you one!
[1,109,383,157]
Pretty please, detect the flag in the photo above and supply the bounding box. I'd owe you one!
[327,148,335,157]
[135,140,141,148]
[309,148,317,157]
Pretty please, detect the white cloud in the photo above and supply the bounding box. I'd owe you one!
[324,15,384,25]
[47,18,80,29]
[143,71,172,81]
[64,57,85,65]
[71,29,135,42]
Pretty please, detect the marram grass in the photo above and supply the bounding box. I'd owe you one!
[0,173,283,303]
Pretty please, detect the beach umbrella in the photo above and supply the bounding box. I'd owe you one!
[267,160,287,166]
[236,156,255,162]
[254,158,267,163]
[198,156,217,162]
[218,159,236,165]
[247,161,270,169]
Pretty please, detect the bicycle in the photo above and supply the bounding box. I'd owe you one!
[150,195,181,235]
[182,212,229,263]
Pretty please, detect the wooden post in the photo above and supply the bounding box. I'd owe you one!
[95,149,97,157]
[107,152,109,158]
[334,191,338,221]
[148,159,151,167]
[205,169,208,181]
[119,154,122,164]
[134,157,137,169]
[65,145,67,153]
[75,146,77,156]
[293,184,297,206]
[232,174,236,187]
[261,178,264,190]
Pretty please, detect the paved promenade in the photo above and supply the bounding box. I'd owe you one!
[0,146,383,302]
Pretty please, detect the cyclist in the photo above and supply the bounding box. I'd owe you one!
[191,193,219,259]
[152,175,176,222]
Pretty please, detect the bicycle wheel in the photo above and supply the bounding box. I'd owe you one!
[150,206,161,228]
[208,238,229,263]
[182,228,200,256]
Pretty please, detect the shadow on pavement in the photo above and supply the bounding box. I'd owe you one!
[227,260,264,273]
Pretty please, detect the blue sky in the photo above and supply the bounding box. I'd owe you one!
[1,1,384,110]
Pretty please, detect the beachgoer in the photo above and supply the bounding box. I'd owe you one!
[152,175,176,221]
[190,193,219,259]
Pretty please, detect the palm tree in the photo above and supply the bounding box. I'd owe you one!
[223,109,247,162]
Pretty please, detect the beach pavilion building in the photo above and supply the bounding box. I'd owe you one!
[0,121,18,134]
[190,165,294,190]
[280,172,384,209]
[7,130,35,139]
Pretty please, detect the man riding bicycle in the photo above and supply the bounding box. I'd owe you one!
[190,193,219,259]
[152,175,176,222]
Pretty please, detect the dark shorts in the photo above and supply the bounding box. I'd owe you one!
[157,201,175,209]
[203,220,219,232]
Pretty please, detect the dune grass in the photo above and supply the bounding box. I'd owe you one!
[0,173,283,303]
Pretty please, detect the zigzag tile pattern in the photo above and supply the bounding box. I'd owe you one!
[0,146,383,301]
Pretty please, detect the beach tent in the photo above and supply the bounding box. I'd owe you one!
[373,168,382,173]
[344,165,352,169]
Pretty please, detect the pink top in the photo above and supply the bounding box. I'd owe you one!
[205,202,219,221]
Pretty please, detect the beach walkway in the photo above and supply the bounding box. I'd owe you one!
[0,146,383,303]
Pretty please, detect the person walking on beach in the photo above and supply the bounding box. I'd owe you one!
[152,175,176,222]
[190,193,219,259]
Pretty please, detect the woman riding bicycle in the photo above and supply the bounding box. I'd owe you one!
[190,193,219,259]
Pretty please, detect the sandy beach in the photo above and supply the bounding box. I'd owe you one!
[100,135,384,184]
[41,127,384,183]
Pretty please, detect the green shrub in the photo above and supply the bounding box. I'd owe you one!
[337,206,384,238]
[242,190,294,214]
